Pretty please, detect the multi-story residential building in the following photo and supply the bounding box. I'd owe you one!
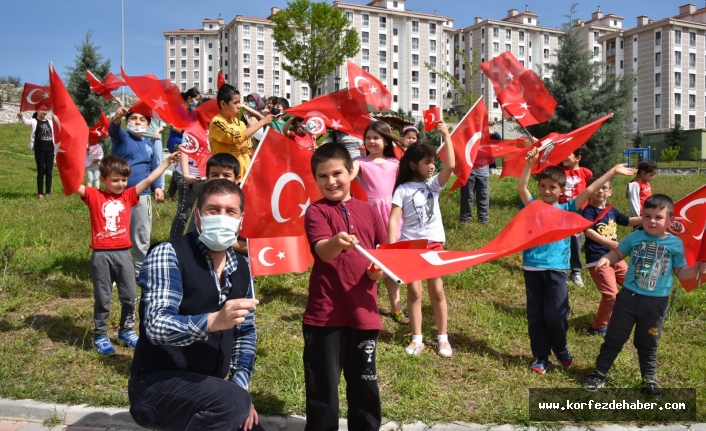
[164,0,453,117]
[601,3,706,133]
[163,17,225,94]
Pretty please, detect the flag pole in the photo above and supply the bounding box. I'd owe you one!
[246,239,256,300]
[354,244,403,284]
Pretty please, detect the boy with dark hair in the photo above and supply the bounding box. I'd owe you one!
[561,144,593,287]
[76,152,180,356]
[518,147,635,373]
[303,143,387,431]
[206,152,241,182]
[210,84,273,179]
[582,174,642,337]
[585,194,706,396]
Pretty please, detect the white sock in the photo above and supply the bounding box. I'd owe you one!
[438,334,448,343]
[412,334,423,344]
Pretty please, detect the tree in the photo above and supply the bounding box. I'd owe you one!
[425,47,480,113]
[0,76,22,87]
[632,129,643,148]
[664,122,687,149]
[526,4,636,173]
[64,30,113,125]
[272,0,360,97]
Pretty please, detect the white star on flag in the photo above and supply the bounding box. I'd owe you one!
[506,72,514,81]
[330,119,342,129]
[299,198,311,217]
[152,96,167,110]
[370,86,378,94]
[277,251,286,260]
[520,102,530,109]
[54,141,65,154]
[43,92,50,99]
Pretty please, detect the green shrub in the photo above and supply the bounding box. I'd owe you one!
[661,146,681,162]
[690,147,702,162]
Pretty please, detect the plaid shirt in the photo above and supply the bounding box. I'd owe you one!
[138,231,257,389]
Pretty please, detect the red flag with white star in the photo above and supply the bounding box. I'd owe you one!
[347,60,392,111]
[248,236,311,276]
[423,107,441,132]
[88,111,110,145]
[86,70,126,101]
[121,67,191,129]
[49,62,89,196]
[20,83,51,112]
[217,71,226,89]
[499,114,613,179]
[667,185,706,291]
[181,121,213,177]
[284,89,371,140]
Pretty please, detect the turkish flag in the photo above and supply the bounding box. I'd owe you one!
[479,137,529,159]
[86,71,126,101]
[500,114,613,179]
[88,111,110,145]
[480,52,557,127]
[347,60,392,111]
[128,100,164,122]
[217,71,226,89]
[49,62,89,196]
[439,97,489,192]
[121,67,191,129]
[181,121,213,177]
[194,98,220,130]
[423,107,441,132]
[666,185,706,291]
[248,236,311,276]
[284,89,371,140]
[364,200,610,283]
[20,83,51,112]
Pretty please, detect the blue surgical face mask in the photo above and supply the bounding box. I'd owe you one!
[248,101,257,109]
[189,100,198,108]
[196,210,241,251]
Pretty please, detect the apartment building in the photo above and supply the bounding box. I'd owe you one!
[163,17,225,94]
[600,3,706,133]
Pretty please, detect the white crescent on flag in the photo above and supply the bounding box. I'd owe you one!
[258,247,275,267]
[271,173,310,223]
[464,131,483,168]
[354,76,371,95]
[422,251,496,266]
[26,88,44,105]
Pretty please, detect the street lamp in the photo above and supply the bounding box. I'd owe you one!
[334,73,340,92]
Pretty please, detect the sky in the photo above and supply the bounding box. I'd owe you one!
[0,0,675,87]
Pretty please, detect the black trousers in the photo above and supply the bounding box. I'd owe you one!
[35,150,54,195]
[303,324,381,431]
[524,270,570,359]
[595,288,669,378]
[569,234,583,273]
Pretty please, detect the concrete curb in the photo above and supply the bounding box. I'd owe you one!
[2,398,706,430]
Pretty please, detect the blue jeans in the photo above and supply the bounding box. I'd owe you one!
[128,370,264,431]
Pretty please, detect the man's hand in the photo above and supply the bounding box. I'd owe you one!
[154,188,165,203]
[333,232,358,251]
[240,404,259,431]
[208,298,259,333]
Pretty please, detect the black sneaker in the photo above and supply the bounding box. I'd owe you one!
[586,326,607,337]
[530,358,551,374]
[584,371,606,392]
[643,377,662,400]
[553,347,573,367]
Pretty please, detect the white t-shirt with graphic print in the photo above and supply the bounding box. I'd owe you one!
[392,175,446,243]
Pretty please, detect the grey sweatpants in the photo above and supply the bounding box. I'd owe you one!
[91,249,137,337]
[130,194,152,277]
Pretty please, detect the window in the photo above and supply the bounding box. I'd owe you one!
[224,47,227,53]
[544,49,549,60]
[520,59,525,67]
[194,48,200,56]
[362,48,369,61]
[194,36,200,44]
[519,31,524,42]
[257,26,264,38]
[393,78,398,86]
[393,61,398,69]
[273,42,279,53]
[181,83,187,91]
[689,53,696,68]
[429,55,436,67]
[257,83,264,94]
[170,71,175,80]
[170,37,175,46]
[655,73,661,87]
[208,42,213,49]
[181,60,186,68]
[243,54,250,65]
[655,94,661,109]
[346,12,353,23]
[690,32,696,47]
[655,52,661,67]
[689,115,696,129]
[170,59,175,68]
[243,82,250,93]
[506,44,511,52]
[194,59,199,68]
[430,72,436,85]
[170,48,175,57]
[412,103,419,112]
[492,27,499,38]
[412,54,419,66]
[362,14,369,27]
[393,28,398,36]
[675,93,682,108]
[379,16,386,29]
[675,114,681,125]
[274,57,280,68]
[301,86,309,100]
[594,31,599,43]
[274,70,279,81]
[412,37,419,50]
[257,55,264,66]
[655,31,661,46]
[481,29,485,39]
[655,115,661,129]
[379,50,387,63]
[430,40,436,52]
[594,46,599,57]
[558,36,563,46]
[689,94,696,109]
[181,71,187,79]
[675,72,681,87]
[506,29,512,39]
[491,42,497,53]
[689,73,696,88]
[519,46,525,57]
[544,34,549,45]
[430,23,437,35]
[412,71,419,83]
[379,67,387,80]
[181,48,186,56]
[412,87,419,100]
[362,31,369,44]
[243,25,250,36]
[208,66,212,71]
[675,51,681,66]
[274,85,280,96]
[257,40,264,52]
[194,71,200,80]
[224,60,228,66]
[181,36,186,45]
[257,69,264,79]
[675,29,682,45]
[393,45,398,53]
[412,21,419,33]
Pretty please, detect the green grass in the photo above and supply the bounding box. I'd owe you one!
[2,121,706,423]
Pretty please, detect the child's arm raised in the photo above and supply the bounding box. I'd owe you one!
[314,232,359,261]
[282,116,295,138]
[243,114,274,143]
[436,120,455,187]
[574,164,637,210]
[112,106,128,125]
[135,152,181,195]
[517,147,538,206]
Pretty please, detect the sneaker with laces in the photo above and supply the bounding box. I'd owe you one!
[553,347,573,367]
[643,377,662,399]
[530,358,551,374]
[584,371,606,391]
[586,326,607,337]
[117,330,139,349]
[437,341,453,358]
[569,271,584,287]
[93,335,116,356]
[405,341,425,355]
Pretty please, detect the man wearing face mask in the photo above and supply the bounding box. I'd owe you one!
[110,106,164,278]
[129,179,264,431]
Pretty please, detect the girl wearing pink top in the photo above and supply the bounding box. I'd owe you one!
[352,121,408,324]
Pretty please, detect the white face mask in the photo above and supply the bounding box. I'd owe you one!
[196,210,242,251]
[127,123,148,138]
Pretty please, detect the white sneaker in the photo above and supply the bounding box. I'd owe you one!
[437,341,453,358]
[570,272,584,287]
[405,341,425,355]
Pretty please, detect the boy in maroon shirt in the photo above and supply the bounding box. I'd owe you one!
[303,143,387,431]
